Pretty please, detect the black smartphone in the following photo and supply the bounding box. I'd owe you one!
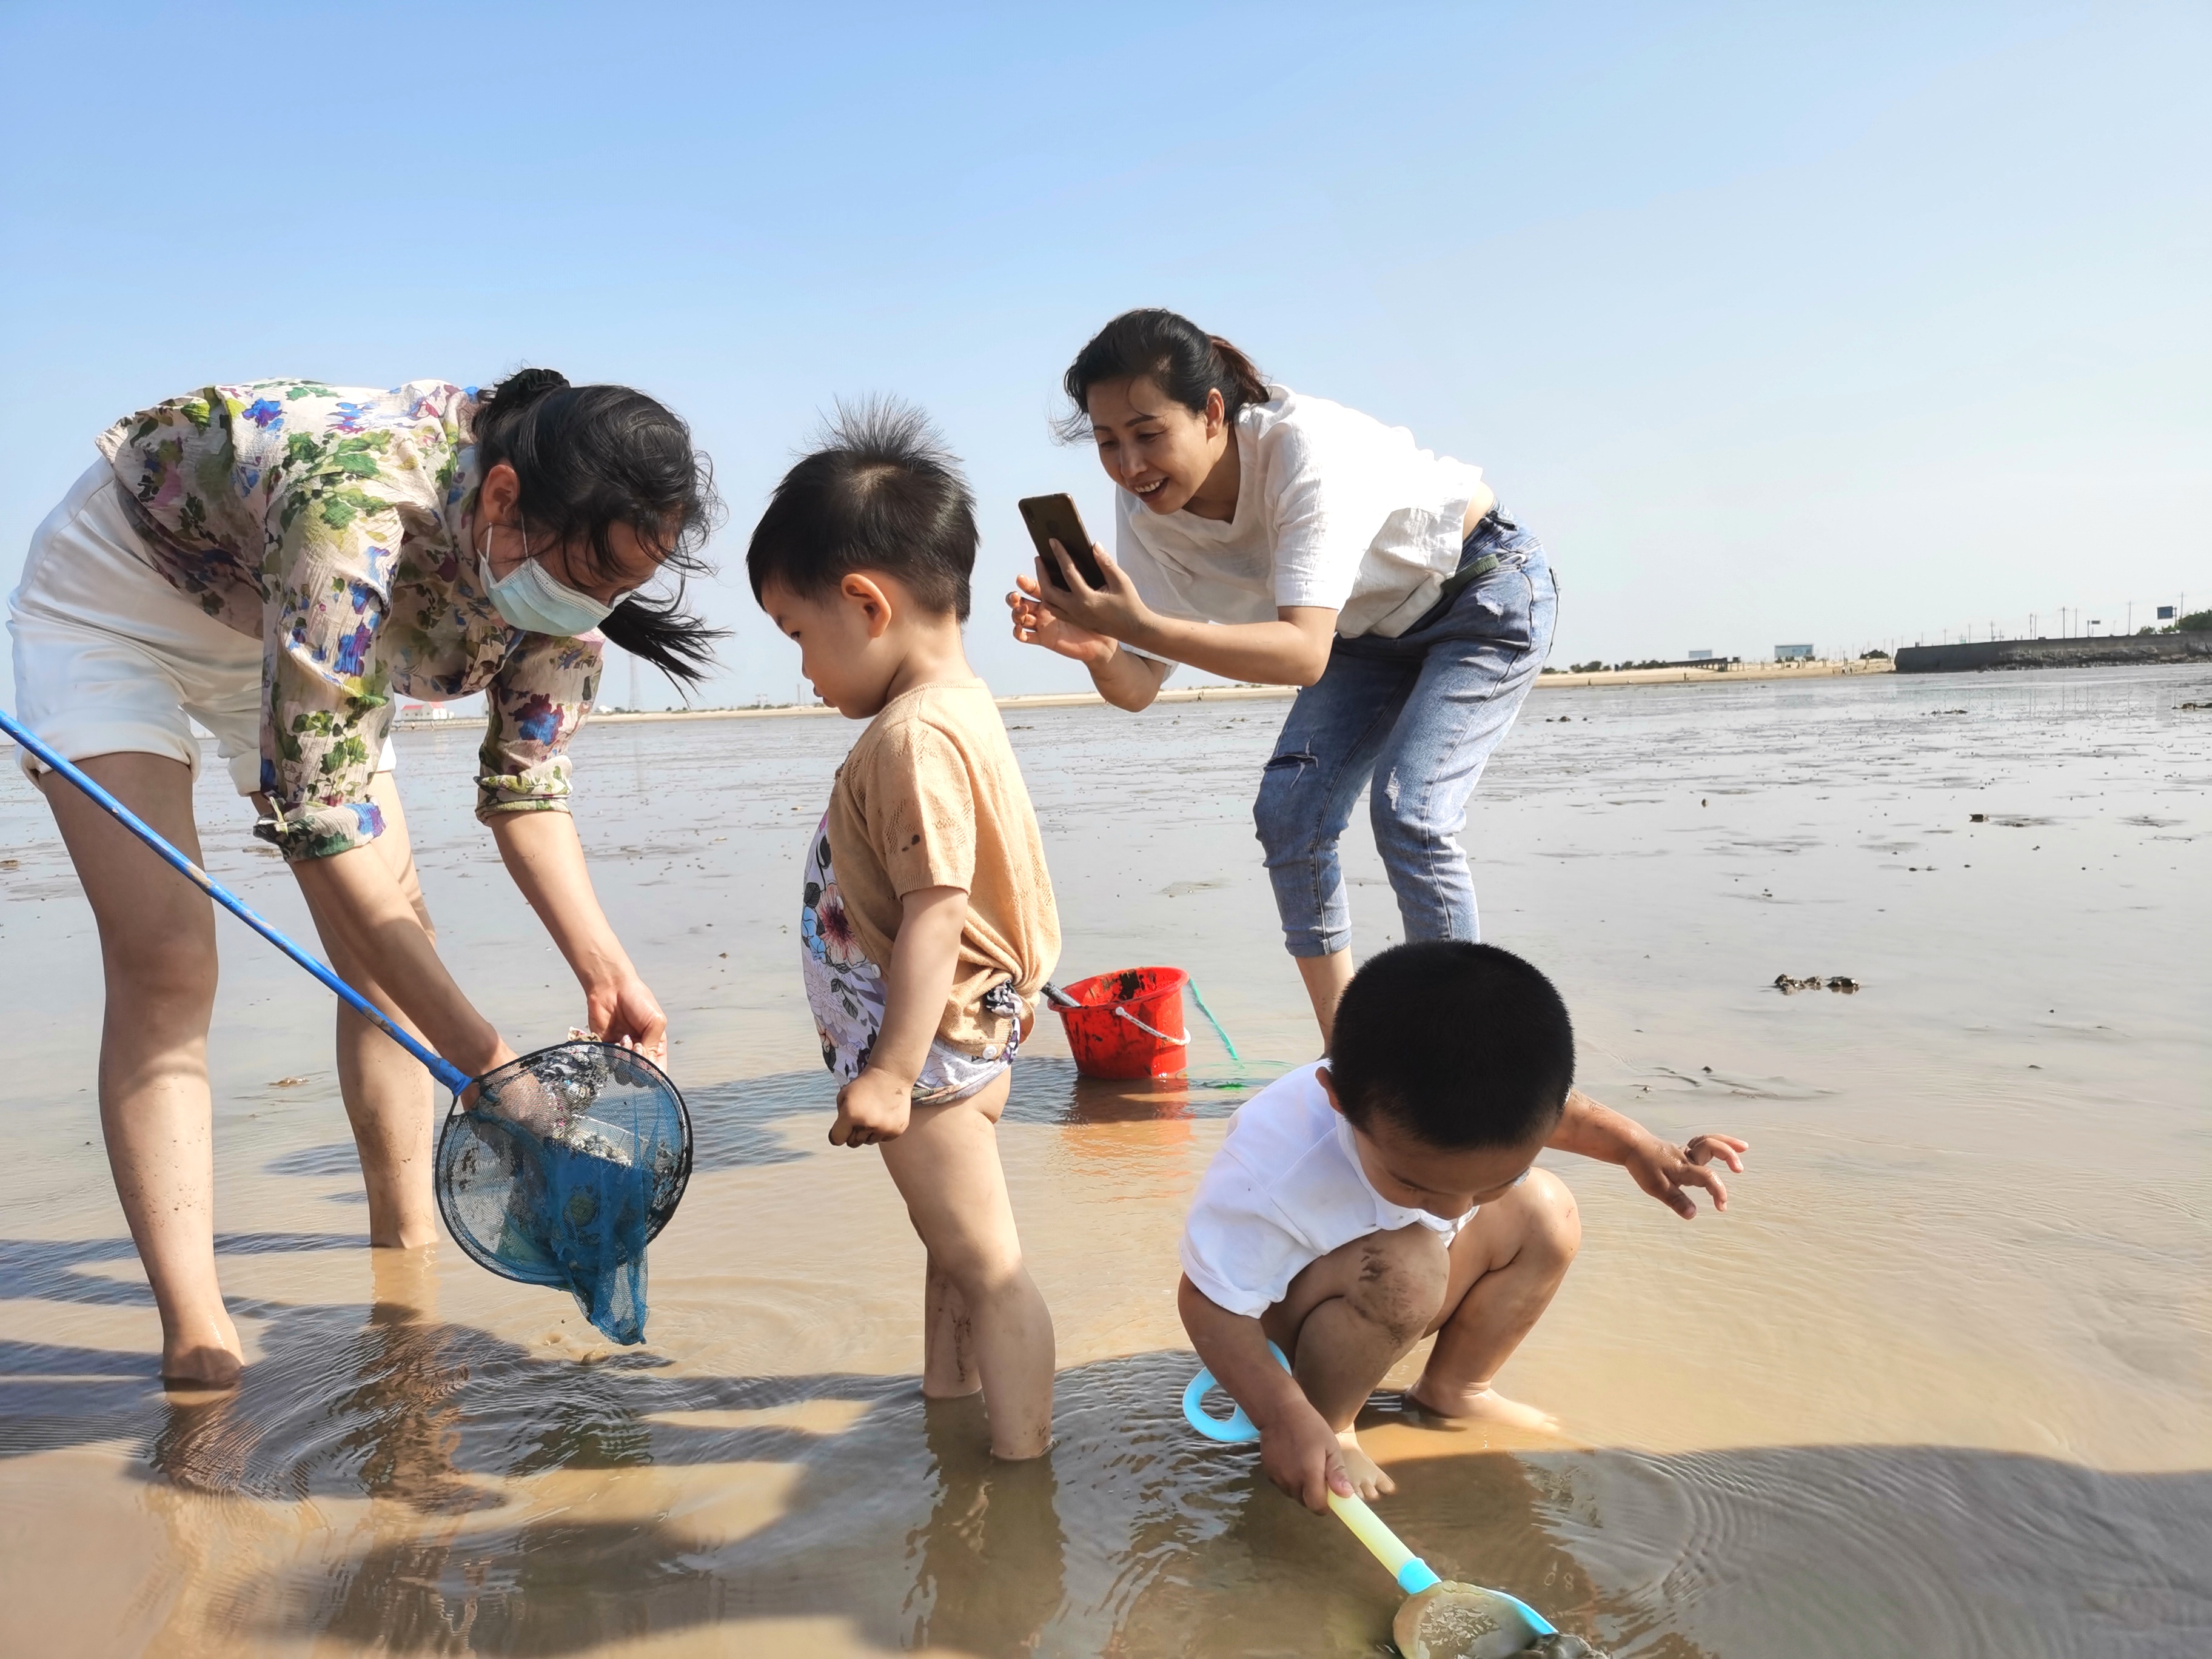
[1017,494,1107,591]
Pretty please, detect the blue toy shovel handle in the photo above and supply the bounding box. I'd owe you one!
[1181,1347,1557,1631]
[2,706,475,1097]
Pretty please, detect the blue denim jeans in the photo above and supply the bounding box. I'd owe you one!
[1253,509,1557,957]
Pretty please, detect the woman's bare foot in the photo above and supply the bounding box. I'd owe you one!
[1335,1428,1396,1499]
[161,1310,244,1389]
[160,1341,243,1389]
[1404,1379,1558,1433]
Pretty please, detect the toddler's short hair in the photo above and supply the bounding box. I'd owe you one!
[1329,941,1574,1150]
[746,400,978,620]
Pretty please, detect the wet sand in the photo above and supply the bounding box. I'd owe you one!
[2,664,2207,1656]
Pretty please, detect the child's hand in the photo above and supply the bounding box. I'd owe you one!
[1259,1398,1357,1514]
[1008,571,1118,665]
[830,1068,913,1147]
[1624,1132,1748,1218]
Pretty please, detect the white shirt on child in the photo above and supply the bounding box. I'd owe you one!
[1179,1063,1476,1320]
[1113,384,1486,662]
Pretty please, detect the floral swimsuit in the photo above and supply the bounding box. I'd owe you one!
[799,813,1020,1105]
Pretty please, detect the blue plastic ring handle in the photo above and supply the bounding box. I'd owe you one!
[1181,1341,1291,1442]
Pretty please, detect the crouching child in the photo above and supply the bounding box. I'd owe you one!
[1178,940,1748,1508]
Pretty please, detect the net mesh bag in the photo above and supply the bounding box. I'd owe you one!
[434,1042,691,1344]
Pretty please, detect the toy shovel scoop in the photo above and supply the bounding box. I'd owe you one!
[1183,1353,1584,1657]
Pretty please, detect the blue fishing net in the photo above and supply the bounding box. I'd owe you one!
[434,1042,691,1344]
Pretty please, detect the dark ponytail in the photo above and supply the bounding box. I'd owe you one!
[473,369,728,688]
[1054,309,1270,441]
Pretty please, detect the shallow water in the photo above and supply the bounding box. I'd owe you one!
[2,665,2207,1656]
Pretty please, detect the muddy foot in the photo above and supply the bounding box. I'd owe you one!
[1336,1428,1396,1499]
[1404,1381,1560,1434]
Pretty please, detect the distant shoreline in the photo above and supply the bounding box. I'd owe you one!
[380,657,1898,731]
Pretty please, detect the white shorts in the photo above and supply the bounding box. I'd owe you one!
[8,460,395,795]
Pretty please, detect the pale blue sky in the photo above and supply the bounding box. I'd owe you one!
[3,2,2205,705]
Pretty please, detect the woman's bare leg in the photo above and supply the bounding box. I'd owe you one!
[298,770,438,1248]
[36,752,240,1384]
[1294,948,1356,1050]
[880,1071,1054,1458]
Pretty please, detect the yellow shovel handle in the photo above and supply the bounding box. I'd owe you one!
[1328,1490,1441,1594]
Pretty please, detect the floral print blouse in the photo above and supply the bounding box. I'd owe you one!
[96,380,600,862]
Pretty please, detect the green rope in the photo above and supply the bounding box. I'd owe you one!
[1186,979,1242,1067]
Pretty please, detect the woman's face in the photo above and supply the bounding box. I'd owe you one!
[474,461,669,602]
[1084,377,1230,516]
[538,521,666,604]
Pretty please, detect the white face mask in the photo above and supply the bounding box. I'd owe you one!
[476,515,620,637]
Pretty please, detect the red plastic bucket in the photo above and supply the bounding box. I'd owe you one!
[1055,967,1190,1079]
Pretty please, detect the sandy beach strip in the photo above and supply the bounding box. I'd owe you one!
[368,656,1899,731]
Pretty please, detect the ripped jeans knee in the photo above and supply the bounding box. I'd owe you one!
[1253,746,1322,859]
[1255,746,1355,956]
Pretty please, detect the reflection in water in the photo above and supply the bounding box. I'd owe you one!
[333,1248,487,1512]
[902,1397,1067,1654]
[1006,1058,1258,1127]
[146,1246,489,1512]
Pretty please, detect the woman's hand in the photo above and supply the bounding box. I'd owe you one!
[1008,569,1119,666]
[583,967,669,1067]
[1030,540,1155,644]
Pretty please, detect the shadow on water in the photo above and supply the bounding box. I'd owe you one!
[674,1059,1261,1141]
[252,1061,1268,1194]
[2,1252,2206,1655]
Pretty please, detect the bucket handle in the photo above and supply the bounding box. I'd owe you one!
[1114,1005,1189,1047]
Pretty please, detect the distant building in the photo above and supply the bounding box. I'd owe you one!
[1687,648,1715,661]
[1775,643,1814,661]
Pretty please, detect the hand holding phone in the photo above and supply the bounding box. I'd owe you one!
[1017,494,1107,591]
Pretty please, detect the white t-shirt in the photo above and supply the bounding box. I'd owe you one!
[1179,1064,1475,1319]
[1114,386,1485,665]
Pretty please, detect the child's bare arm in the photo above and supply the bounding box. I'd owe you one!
[1178,1275,1352,1513]
[830,884,967,1147]
[1546,1088,1749,1218]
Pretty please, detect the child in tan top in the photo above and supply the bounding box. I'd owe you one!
[748,403,1061,1459]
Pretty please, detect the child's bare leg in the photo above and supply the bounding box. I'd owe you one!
[1261,1223,1450,1498]
[1407,1168,1580,1430]
[922,1255,979,1398]
[880,1071,1054,1458]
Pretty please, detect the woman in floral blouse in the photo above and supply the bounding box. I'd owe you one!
[7,369,722,1384]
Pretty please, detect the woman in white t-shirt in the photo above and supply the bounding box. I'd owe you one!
[1008,309,1557,1042]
